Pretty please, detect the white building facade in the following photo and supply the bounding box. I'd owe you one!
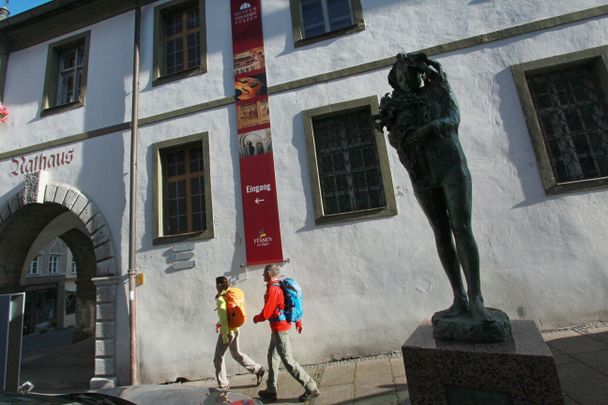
[0,0,607,387]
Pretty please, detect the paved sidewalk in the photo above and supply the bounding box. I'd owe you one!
[186,321,608,404]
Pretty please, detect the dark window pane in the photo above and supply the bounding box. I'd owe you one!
[192,213,204,231]
[301,0,324,38]
[186,8,199,29]
[178,215,187,233]
[165,13,182,37]
[166,39,184,74]
[187,33,200,68]
[61,49,76,69]
[190,146,203,172]
[166,150,186,176]
[327,0,353,31]
[324,195,338,215]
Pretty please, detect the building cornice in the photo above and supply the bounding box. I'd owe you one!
[0,0,157,52]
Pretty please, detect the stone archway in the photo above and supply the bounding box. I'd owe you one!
[0,172,119,388]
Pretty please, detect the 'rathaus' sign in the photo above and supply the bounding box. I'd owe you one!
[9,148,75,177]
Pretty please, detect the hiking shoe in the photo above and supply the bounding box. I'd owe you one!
[255,367,266,386]
[258,389,277,402]
[298,388,320,402]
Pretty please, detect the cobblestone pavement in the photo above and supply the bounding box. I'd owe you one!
[20,329,94,393]
[185,321,608,405]
[19,322,608,404]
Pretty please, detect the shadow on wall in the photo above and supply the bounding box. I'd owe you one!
[495,67,548,209]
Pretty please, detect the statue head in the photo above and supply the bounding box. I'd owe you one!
[389,52,435,92]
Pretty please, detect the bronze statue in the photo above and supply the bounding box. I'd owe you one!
[375,53,509,340]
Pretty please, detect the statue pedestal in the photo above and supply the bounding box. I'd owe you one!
[402,320,564,404]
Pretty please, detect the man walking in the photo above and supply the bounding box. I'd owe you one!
[254,264,320,402]
[214,276,265,391]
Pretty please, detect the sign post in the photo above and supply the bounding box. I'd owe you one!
[0,293,25,392]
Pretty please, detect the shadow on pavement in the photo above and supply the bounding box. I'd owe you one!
[20,328,94,393]
[545,328,608,405]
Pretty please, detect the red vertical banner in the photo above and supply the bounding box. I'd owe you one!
[231,0,284,265]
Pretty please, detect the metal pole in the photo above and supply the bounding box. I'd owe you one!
[128,1,141,386]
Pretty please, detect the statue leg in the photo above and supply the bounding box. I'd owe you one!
[415,188,468,316]
[444,180,492,322]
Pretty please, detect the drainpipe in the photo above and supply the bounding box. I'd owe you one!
[0,6,10,101]
[128,1,141,386]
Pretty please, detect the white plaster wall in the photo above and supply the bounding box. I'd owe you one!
[132,13,608,382]
[261,0,608,85]
[1,12,135,150]
[137,1,234,118]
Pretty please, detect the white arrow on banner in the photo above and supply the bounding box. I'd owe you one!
[255,198,265,204]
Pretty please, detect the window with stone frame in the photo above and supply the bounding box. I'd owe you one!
[290,0,364,47]
[303,96,397,224]
[48,254,60,274]
[153,133,213,243]
[41,32,90,115]
[513,46,608,194]
[29,255,40,275]
[153,0,206,84]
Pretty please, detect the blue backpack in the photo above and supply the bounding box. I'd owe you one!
[277,278,303,323]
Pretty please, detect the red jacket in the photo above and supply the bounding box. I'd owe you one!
[256,279,302,332]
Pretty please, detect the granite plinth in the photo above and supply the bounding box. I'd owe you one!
[402,320,564,405]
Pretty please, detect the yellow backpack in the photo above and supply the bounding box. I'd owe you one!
[225,287,246,328]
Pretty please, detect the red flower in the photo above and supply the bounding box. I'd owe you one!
[0,104,8,123]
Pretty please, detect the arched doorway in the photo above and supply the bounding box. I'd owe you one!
[0,173,119,390]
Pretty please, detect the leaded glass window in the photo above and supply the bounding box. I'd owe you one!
[42,32,89,114]
[312,109,387,215]
[164,4,201,75]
[300,0,354,39]
[161,143,206,235]
[48,254,60,274]
[527,63,608,183]
[56,45,84,105]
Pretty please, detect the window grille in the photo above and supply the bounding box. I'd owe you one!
[527,63,608,183]
[312,109,386,215]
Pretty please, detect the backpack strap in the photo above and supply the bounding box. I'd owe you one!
[269,282,286,322]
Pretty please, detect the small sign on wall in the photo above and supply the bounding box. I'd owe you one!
[167,243,196,272]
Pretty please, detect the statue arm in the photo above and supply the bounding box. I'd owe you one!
[401,84,460,148]
[432,89,461,134]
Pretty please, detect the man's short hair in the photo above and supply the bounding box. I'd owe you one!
[216,276,229,285]
[264,264,280,277]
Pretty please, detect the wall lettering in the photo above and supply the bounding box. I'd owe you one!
[9,148,75,177]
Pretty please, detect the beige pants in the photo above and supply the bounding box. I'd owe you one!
[213,330,261,388]
[266,330,317,393]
